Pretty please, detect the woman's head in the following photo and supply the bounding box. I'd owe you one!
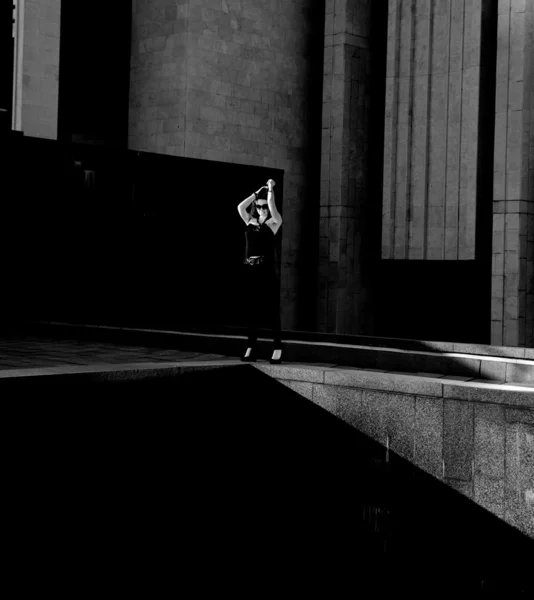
[250,187,270,220]
[253,200,270,220]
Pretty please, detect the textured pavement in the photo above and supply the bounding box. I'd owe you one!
[0,334,230,372]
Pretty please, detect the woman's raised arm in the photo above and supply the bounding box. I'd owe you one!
[266,179,282,231]
[237,192,256,223]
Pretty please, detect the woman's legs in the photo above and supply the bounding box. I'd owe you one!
[269,270,282,347]
[243,265,261,348]
[242,265,281,357]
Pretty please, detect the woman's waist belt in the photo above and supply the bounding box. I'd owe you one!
[243,256,266,266]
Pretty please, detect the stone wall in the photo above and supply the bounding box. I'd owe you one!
[491,0,534,347]
[258,362,534,539]
[20,0,61,139]
[318,0,374,334]
[382,0,495,260]
[128,0,324,330]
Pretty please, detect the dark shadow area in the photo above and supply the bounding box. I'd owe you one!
[375,260,492,344]
[373,1,497,345]
[0,132,282,332]
[294,0,325,332]
[58,0,132,147]
[3,368,532,596]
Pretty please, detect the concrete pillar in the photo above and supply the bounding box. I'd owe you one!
[318,0,372,334]
[19,0,61,139]
[491,0,534,347]
[382,0,493,260]
[129,1,325,332]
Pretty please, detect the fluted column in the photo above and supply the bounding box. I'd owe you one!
[382,0,494,260]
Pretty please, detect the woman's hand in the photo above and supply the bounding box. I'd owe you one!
[267,179,276,189]
[256,185,268,195]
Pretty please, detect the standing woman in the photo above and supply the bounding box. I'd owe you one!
[237,178,283,364]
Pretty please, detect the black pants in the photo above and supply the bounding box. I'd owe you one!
[242,262,281,347]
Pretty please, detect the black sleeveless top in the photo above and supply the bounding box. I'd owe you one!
[244,220,275,262]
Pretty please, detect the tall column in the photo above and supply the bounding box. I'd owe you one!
[318,0,372,334]
[491,1,533,347]
[20,0,61,139]
[11,0,25,131]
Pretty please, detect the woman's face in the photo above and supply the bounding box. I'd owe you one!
[256,201,269,220]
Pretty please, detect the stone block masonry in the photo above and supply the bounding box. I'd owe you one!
[318,0,373,334]
[19,0,61,139]
[256,362,534,539]
[129,0,325,331]
[491,1,534,346]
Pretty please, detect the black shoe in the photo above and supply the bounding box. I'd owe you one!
[241,347,257,362]
[269,345,283,365]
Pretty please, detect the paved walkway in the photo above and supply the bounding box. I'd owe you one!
[0,334,232,373]
[1,331,533,395]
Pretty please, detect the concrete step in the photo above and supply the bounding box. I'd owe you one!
[28,321,534,386]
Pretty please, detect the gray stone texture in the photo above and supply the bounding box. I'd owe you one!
[474,474,505,518]
[324,367,443,396]
[443,400,474,481]
[474,404,506,479]
[255,363,325,383]
[318,0,373,334]
[491,0,534,347]
[278,379,314,401]
[21,0,61,139]
[443,381,534,408]
[311,383,342,415]
[414,396,444,478]
[382,0,493,260]
[504,422,534,537]
[128,0,323,330]
[445,478,474,501]
[266,365,533,537]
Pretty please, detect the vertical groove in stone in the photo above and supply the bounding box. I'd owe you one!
[456,0,467,261]
[422,0,435,260]
[394,0,415,258]
[459,0,482,260]
[430,0,451,260]
[407,0,430,259]
[444,0,464,259]
[491,1,533,346]
[382,0,403,259]
[183,0,191,155]
[441,0,454,260]
[403,0,417,259]
[383,0,486,262]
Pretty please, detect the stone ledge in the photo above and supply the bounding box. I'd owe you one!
[256,364,534,408]
[443,381,534,408]
[19,322,534,386]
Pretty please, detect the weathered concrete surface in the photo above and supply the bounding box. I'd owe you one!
[318,0,373,334]
[128,0,324,331]
[382,0,495,261]
[491,1,534,347]
[258,362,534,538]
[18,0,61,138]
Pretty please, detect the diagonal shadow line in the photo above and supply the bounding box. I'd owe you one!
[3,365,532,595]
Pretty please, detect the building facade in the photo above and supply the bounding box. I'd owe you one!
[5,0,534,347]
